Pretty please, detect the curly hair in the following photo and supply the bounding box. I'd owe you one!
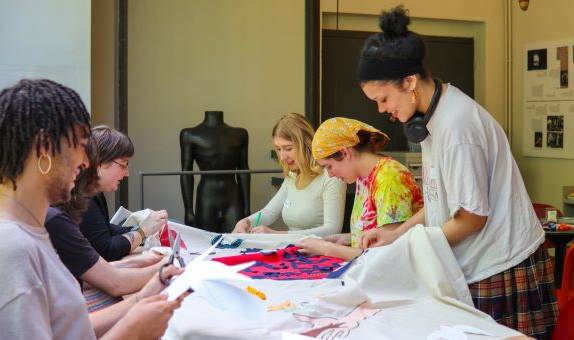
[0,79,91,189]
[359,5,429,83]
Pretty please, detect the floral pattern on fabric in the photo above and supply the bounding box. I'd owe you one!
[350,157,423,247]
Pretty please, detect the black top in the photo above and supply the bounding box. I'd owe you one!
[79,193,131,261]
[45,207,100,286]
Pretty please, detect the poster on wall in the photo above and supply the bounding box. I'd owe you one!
[523,41,574,158]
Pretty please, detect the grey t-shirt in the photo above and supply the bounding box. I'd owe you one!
[0,220,95,339]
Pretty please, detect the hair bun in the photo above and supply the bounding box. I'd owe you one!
[378,5,411,39]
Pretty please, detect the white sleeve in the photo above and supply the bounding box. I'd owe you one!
[0,285,52,339]
[247,178,289,226]
[288,177,346,237]
[441,143,490,217]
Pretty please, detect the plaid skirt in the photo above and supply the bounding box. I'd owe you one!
[468,244,558,339]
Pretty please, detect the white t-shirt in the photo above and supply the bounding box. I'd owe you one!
[0,220,95,339]
[248,170,347,237]
[421,85,545,284]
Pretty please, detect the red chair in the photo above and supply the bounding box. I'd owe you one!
[533,203,563,220]
[553,295,574,339]
[557,244,574,310]
[552,220,574,339]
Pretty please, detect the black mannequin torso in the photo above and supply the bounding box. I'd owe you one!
[180,111,250,232]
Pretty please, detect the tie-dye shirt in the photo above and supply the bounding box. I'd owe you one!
[350,157,423,247]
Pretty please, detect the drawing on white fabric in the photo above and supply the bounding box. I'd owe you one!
[293,302,380,339]
[211,234,244,248]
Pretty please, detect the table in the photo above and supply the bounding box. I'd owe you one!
[545,230,574,288]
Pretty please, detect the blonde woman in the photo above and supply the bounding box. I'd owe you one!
[233,113,346,236]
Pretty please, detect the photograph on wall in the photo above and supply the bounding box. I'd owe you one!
[547,132,564,149]
[523,42,574,158]
[528,48,548,70]
[524,42,574,102]
[557,46,569,88]
[534,132,543,148]
[523,102,573,158]
[547,115,564,131]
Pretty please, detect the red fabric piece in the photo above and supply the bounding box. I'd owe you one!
[557,245,574,310]
[159,224,187,250]
[554,298,574,339]
[212,251,281,265]
[212,246,345,280]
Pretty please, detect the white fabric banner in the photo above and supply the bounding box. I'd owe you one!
[163,224,522,339]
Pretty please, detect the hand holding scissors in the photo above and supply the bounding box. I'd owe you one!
[159,233,185,285]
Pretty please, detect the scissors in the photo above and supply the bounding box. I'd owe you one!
[159,232,185,285]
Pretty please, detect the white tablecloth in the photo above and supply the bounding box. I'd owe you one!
[163,224,522,340]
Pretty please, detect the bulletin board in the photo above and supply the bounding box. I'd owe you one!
[523,41,574,158]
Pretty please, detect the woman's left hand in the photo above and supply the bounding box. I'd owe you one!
[250,225,285,234]
[134,251,165,266]
[297,238,332,256]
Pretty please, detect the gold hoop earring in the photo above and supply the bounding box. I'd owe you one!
[411,90,418,104]
[38,154,52,175]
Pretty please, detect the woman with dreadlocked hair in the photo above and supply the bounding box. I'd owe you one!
[0,79,185,339]
[45,133,167,312]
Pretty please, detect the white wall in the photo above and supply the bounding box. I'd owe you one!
[320,0,505,129]
[126,0,305,222]
[511,0,574,209]
[0,0,91,108]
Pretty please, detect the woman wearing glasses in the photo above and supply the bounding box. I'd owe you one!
[79,126,168,261]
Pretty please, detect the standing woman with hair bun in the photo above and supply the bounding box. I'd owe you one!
[358,6,557,336]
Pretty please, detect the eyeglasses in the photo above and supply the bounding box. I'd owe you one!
[112,160,129,171]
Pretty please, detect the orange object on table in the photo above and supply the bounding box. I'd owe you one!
[557,224,574,231]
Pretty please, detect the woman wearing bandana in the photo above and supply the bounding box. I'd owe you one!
[299,117,422,261]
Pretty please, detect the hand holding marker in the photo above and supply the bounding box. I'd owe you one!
[250,211,262,233]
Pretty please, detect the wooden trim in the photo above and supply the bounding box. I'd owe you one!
[305,0,320,128]
[322,29,473,45]
[115,0,129,209]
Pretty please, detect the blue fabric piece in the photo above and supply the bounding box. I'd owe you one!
[211,234,244,249]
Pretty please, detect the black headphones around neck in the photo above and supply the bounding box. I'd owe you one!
[403,77,442,143]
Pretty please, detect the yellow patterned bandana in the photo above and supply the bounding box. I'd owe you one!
[312,117,390,159]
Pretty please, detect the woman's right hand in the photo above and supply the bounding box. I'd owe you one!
[140,210,168,236]
[359,228,399,249]
[123,294,182,340]
[137,265,183,300]
[232,218,251,233]
[323,233,351,246]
